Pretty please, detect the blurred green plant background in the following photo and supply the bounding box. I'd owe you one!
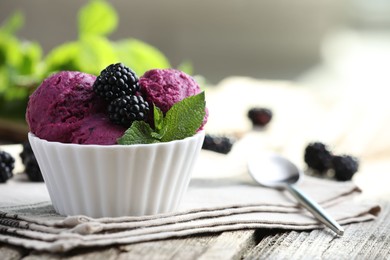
[0,0,192,122]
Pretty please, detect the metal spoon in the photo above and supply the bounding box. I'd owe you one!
[247,153,344,236]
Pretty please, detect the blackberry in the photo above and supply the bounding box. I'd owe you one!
[25,156,44,182]
[248,107,273,127]
[20,141,33,165]
[0,150,15,183]
[332,155,359,181]
[93,63,140,101]
[304,142,333,173]
[108,95,150,127]
[20,141,44,182]
[202,134,235,154]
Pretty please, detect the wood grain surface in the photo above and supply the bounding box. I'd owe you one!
[1,202,389,259]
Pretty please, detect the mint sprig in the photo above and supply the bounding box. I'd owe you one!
[118,92,206,145]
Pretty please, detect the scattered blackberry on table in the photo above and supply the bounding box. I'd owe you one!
[108,95,150,127]
[93,63,140,101]
[24,156,44,182]
[247,107,273,127]
[202,134,235,154]
[20,141,44,182]
[304,142,333,173]
[332,155,359,181]
[20,141,33,165]
[0,150,15,183]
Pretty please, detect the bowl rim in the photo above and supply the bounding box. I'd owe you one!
[28,130,205,149]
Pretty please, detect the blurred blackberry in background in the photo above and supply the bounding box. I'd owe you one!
[303,141,360,181]
[202,134,235,154]
[20,141,44,182]
[0,150,15,183]
[332,155,359,181]
[247,107,273,127]
[304,142,333,173]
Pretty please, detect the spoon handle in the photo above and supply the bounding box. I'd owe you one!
[286,184,344,236]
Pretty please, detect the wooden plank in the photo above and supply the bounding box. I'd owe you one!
[244,202,390,259]
[197,230,258,260]
[118,233,220,260]
[22,246,121,260]
[0,243,27,260]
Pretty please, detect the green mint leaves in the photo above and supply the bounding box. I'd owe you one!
[117,121,159,145]
[160,91,205,142]
[118,92,206,145]
[78,0,118,38]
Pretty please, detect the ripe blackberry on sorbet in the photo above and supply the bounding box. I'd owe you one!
[202,134,235,154]
[247,107,273,127]
[304,142,333,173]
[93,63,140,101]
[108,95,150,127]
[0,150,15,183]
[20,141,44,182]
[332,155,359,181]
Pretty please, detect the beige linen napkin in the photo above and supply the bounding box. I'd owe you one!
[0,172,381,253]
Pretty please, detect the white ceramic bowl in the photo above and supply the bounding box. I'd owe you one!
[28,131,205,218]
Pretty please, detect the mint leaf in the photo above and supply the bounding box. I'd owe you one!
[78,0,118,38]
[44,42,80,72]
[1,12,24,35]
[161,92,205,142]
[154,106,164,132]
[149,106,165,140]
[117,121,159,145]
[18,42,42,75]
[79,35,117,75]
[114,39,171,76]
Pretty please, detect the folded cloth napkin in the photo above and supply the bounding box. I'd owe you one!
[0,171,381,253]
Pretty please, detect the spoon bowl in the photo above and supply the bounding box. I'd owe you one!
[248,152,344,236]
[248,153,301,189]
